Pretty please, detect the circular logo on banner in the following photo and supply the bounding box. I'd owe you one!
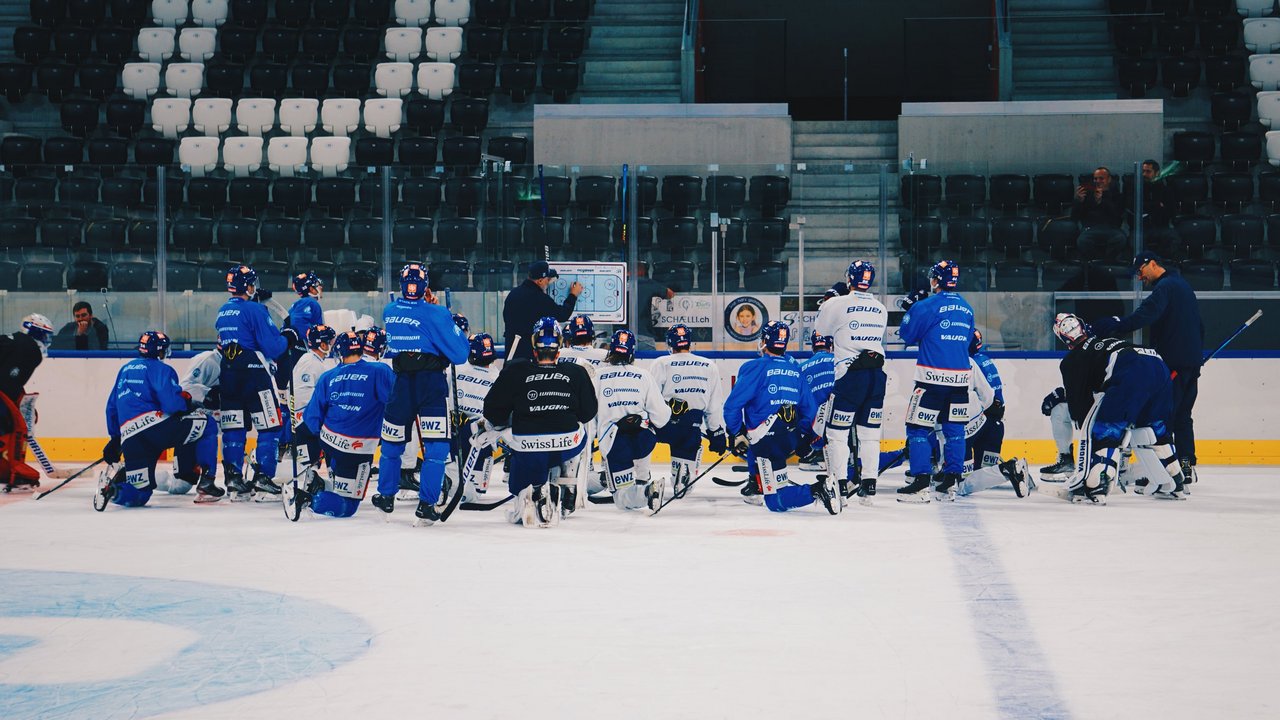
[724,297,768,342]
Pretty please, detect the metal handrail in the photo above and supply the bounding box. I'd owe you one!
[681,0,700,102]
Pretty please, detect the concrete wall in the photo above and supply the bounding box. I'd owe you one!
[897,100,1165,174]
[533,104,792,172]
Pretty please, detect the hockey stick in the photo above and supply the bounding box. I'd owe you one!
[26,436,59,478]
[651,453,731,515]
[436,288,471,523]
[33,458,104,500]
[460,494,515,511]
[1202,309,1263,366]
[712,476,747,487]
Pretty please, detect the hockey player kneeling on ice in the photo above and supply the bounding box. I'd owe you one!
[450,334,501,502]
[723,322,833,514]
[953,330,1033,498]
[558,314,608,484]
[373,264,470,524]
[814,260,888,504]
[650,324,725,497]
[482,317,597,527]
[593,329,672,512]
[1053,313,1187,504]
[0,314,52,491]
[288,324,338,476]
[797,331,835,472]
[286,331,394,519]
[97,331,220,510]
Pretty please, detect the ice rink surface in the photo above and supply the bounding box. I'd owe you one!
[1,464,1277,720]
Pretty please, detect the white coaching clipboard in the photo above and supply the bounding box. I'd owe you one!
[546,262,627,323]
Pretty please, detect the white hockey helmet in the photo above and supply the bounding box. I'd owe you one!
[1053,312,1089,349]
[21,313,54,351]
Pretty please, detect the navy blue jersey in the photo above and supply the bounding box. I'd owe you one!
[288,296,323,343]
[105,357,189,438]
[215,296,287,358]
[303,359,396,439]
[897,291,975,387]
[972,350,1004,404]
[723,354,817,436]
[1112,269,1204,370]
[382,298,470,362]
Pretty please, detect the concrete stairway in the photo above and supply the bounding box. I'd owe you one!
[578,0,683,104]
[1008,0,1118,101]
[786,121,900,291]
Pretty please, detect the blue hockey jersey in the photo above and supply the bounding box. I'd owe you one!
[897,291,975,387]
[289,296,323,342]
[302,359,396,442]
[972,350,1004,404]
[800,350,835,408]
[724,354,817,436]
[105,357,189,439]
[381,298,470,361]
[215,297,287,359]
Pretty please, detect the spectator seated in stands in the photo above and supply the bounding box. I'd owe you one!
[52,301,109,351]
[1073,166,1127,259]
[1134,159,1179,259]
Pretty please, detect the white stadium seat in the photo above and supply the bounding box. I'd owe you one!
[150,97,191,138]
[163,62,205,98]
[1238,0,1277,18]
[433,0,470,27]
[1260,91,1280,127]
[384,27,423,62]
[268,136,309,177]
[374,62,414,97]
[235,98,277,136]
[190,0,229,26]
[320,98,361,136]
[362,98,402,139]
[137,28,176,64]
[192,97,233,136]
[1246,18,1280,53]
[416,61,455,100]
[1252,54,1280,90]
[122,62,163,100]
[151,0,190,27]
[1267,130,1280,165]
[279,98,320,136]
[394,0,432,26]
[309,136,351,177]
[222,135,264,176]
[178,136,220,176]
[179,28,218,62]
[424,26,463,62]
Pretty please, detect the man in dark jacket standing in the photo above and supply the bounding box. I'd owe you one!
[1091,251,1204,483]
[502,261,583,361]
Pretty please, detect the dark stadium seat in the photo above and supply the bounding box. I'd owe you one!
[401,176,442,215]
[1038,217,1079,260]
[988,174,1031,213]
[60,175,100,206]
[1204,54,1246,92]
[1032,174,1075,214]
[705,218,744,251]
[576,175,615,214]
[261,218,303,255]
[507,25,543,61]
[542,61,579,102]
[487,136,528,166]
[487,174,526,213]
[217,27,257,64]
[274,0,310,26]
[945,218,987,259]
[15,176,56,213]
[187,177,228,216]
[250,63,288,98]
[656,217,699,255]
[436,216,478,252]
[990,216,1035,259]
[1220,213,1265,257]
[41,218,82,248]
[539,175,571,214]
[944,174,985,215]
[100,175,142,208]
[254,260,291,292]
[458,62,497,97]
[44,136,83,165]
[77,63,117,101]
[314,177,356,217]
[615,216,654,249]
[291,63,329,98]
[450,98,490,135]
[392,217,434,255]
[1156,20,1196,55]
[749,175,790,215]
[352,0,390,26]
[445,175,483,214]
[547,24,586,61]
[171,218,216,253]
[1181,260,1224,290]
[104,99,145,137]
[1041,260,1085,292]
[1230,259,1276,289]
[1168,173,1209,214]
[957,262,989,292]
[900,217,943,261]
[662,175,703,215]
[633,175,659,213]
[442,136,482,168]
[0,261,19,290]
[900,174,942,214]
[14,26,52,64]
[196,262,229,291]
[1173,215,1216,259]
[429,259,469,290]
[707,175,747,214]
[465,25,505,63]
[1161,55,1200,98]
[329,63,369,97]
[0,62,34,102]
[568,216,610,253]
[404,96,446,135]
[271,177,312,217]
[59,99,99,136]
[1220,132,1262,171]
[0,219,38,248]
[1112,18,1153,57]
[227,177,269,216]
[37,61,75,102]
[111,0,149,27]
[473,259,514,291]
[1211,91,1251,131]
[355,137,395,166]
[745,217,788,256]
[219,219,259,252]
[68,259,108,290]
[134,137,175,166]
[30,0,64,28]
[52,27,92,63]
[111,260,155,291]
[653,260,694,293]
[313,0,350,26]
[301,28,340,62]
[301,219,344,256]
[1260,173,1280,211]
[514,0,551,23]
[473,0,509,24]
[231,0,268,25]
[522,217,564,252]
[204,63,245,99]
[1211,172,1254,212]
[743,260,785,292]
[398,136,438,167]
[1200,21,1240,56]
[20,261,65,290]
[142,175,184,211]
[993,260,1037,291]
[697,259,741,291]
[95,27,134,64]
[500,61,537,103]
[340,27,380,62]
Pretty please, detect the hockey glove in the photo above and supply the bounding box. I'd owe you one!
[1041,387,1066,416]
[984,400,1005,422]
[896,287,929,312]
[730,433,750,457]
[255,288,273,302]
[203,387,221,410]
[293,422,317,443]
[848,349,885,370]
[794,430,818,459]
[1089,315,1121,338]
[102,436,121,464]
[666,397,689,416]
[617,414,646,435]
[706,429,727,455]
[450,410,469,430]
[280,327,302,352]
[819,281,850,305]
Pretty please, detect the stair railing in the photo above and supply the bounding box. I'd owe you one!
[681,0,701,102]
[995,0,1012,99]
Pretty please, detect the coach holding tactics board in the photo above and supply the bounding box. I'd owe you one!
[503,260,583,361]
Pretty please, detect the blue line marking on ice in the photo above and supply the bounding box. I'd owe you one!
[0,569,373,720]
[938,504,1072,720]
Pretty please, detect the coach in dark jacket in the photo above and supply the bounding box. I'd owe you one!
[502,260,582,361]
[1091,251,1204,475]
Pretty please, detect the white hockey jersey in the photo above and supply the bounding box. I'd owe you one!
[450,362,498,418]
[292,350,337,425]
[595,362,672,432]
[962,357,996,438]
[814,289,888,379]
[648,351,725,432]
[179,349,221,405]
[559,345,607,375]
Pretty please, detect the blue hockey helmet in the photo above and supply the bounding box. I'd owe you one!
[452,313,469,336]
[292,270,323,297]
[226,264,258,295]
[531,316,561,352]
[306,323,337,351]
[810,331,833,352]
[400,263,429,301]
[469,333,497,365]
[333,331,363,358]
[665,323,693,351]
[969,329,984,355]
[1053,312,1090,349]
[760,321,790,353]
[137,330,171,359]
[608,328,637,360]
[928,259,961,290]
[361,326,388,359]
[847,260,875,292]
[564,314,594,344]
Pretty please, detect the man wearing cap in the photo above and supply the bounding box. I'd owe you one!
[1090,251,1204,483]
[502,261,583,362]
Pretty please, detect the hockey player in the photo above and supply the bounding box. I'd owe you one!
[559,314,607,370]
[797,331,835,471]
[177,345,226,502]
[895,260,974,502]
[1053,313,1186,504]
[483,317,597,527]
[954,330,1032,498]
[286,331,395,519]
[724,321,832,513]
[1038,387,1075,481]
[216,264,289,500]
[374,263,470,524]
[98,331,220,509]
[450,333,501,501]
[594,328,672,511]
[289,324,337,472]
[0,315,52,491]
[288,271,325,349]
[649,324,726,496]
[813,260,888,505]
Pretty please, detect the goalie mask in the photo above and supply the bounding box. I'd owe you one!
[1053,313,1090,349]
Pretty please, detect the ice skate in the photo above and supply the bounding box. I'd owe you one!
[194,471,225,503]
[560,485,579,518]
[932,472,959,502]
[1038,453,1073,482]
[999,458,1030,498]
[644,477,667,514]
[524,484,558,528]
[1067,479,1107,506]
[1179,459,1196,494]
[811,475,841,515]
[896,474,932,504]
[741,474,764,506]
[396,467,420,501]
[370,493,395,520]
[251,464,281,502]
[92,466,122,512]
[857,477,876,506]
[224,462,253,502]
[281,474,313,522]
[798,448,825,472]
[509,486,533,525]
[413,499,440,527]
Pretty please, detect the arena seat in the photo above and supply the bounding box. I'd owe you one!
[568,216,609,253]
[1169,173,1210,213]
[313,0,349,26]
[101,176,142,208]
[363,98,403,138]
[235,98,277,135]
[521,217,564,251]
[541,61,578,102]
[744,217,787,257]
[900,217,943,261]
[191,0,229,26]
[538,174,571,212]
[1250,53,1280,91]
[1237,0,1277,19]
[134,137,175,165]
[417,62,456,99]
[178,136,220,176]
[179,27,218,61]
[1266,130,1280,165]
[142,174,184,211]
[222,136,263,175]
[394,0,431,25]
[203,62,245,98]
[20,261,66,291]
[96,27,134,64]
[137,28,176,64]
[1221,213,1266,256]
[278,98,319,136]
[472,0,507,23]
[14,26,51,65]
[355,137,394,166]
[1230,258,1277,288]
[472,259,513,290]
[1041,260,1085,292]
[1261,172,1280,211]
[398,136,438,166]
[54,27,93,63]
[318,99,360,136]
[122,62,161,100]
[1112,18,1153,56]
[1211,171,1255,210]
[487,135,528,166]
[434,0,471,26]
[1173,215,1217,258]
[274,0,312,26]
[375,61,414,97]
[450,96,488,134]
[1161,55,1201,97]
[743,260,784,292]
[900,174,941,213]
[301,28,341,62]
[1173,130,1215,168]
[310,137,351,177]
[1182,260,1225,289]
[342,27,380,61]
[1202,21,1241,56]
[993,260,1037,291]
[191,97,232,136]
[1037,217,1079,260]
[989,216,1035,259]
[59,175,99,205]
[547,24,585,60]
[1032,173,1074,214]
[111,260,155,290]
[59,99,99,136]
[0,63,34,102]
[187,177,227,215]
[506,25,541,60]
[152,0,190,26]
[425,26,463,61]
[163,62,204,98]
[444,174,482,213]
[37,62,74,102]
[404,95,445,134]
[499,61,537,102]
[217,26,256,63]
[401,176,443,214]
[988,173,1031,212]
[151,97,191,138]
[250,63,288,97]
[385,27,424,62]
[261,27,300,63]
[1156,19,1196,54]
[268,137,308,176]
[653,260,694,292]
[76,62,116,100]
[436,216,478,251]
[441,135,481,167]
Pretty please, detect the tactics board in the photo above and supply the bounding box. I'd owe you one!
[547,262,627,323]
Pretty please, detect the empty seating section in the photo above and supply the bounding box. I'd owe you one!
[0,0,610,291]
